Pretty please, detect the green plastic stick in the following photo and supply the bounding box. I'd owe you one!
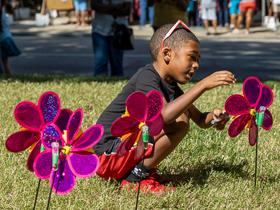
[40,144,45,152]
[256,106,266,126]
[142,125,149,150]
[254,106,266,188]
[51,142,59,171]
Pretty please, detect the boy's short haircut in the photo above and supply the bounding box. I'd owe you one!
[149,24,200,61]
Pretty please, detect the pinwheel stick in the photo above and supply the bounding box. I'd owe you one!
[32,145,45,210]
[135,125,150,210]
[46,142,60,210]
[254,106,266,187]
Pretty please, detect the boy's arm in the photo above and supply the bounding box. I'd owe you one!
[161,71,235,124]
[188,104,214,129]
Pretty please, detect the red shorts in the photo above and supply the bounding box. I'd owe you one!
[96,144,153,180]
[239,2,256,12]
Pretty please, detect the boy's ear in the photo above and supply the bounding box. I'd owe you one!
[161,47,172,64]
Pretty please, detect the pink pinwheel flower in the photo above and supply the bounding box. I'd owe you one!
[33,108,104,195]
[224,76,273,146]
[5,91,65,171]
[111,90,164,158]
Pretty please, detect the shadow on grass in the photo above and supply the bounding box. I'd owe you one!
[0,74,129,83]
[259,175,280,184]
[167,159,249,186]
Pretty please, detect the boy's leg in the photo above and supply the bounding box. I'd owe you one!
[143,113,188,169]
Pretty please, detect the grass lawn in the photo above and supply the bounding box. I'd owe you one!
[0,76,279,210]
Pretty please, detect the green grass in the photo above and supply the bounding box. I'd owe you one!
[0,76,279,210]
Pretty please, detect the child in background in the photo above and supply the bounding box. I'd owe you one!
[74,0,88,26]
[229,0,240,33]
[93,20,236,193]
[200,0,218,35]
[237,0,256,34]
[0,0,20,76]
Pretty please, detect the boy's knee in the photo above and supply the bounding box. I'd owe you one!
[164,114,189,136]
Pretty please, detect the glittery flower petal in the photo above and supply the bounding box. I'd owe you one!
[228,114,251,138]
[146,90,163,122]
[14,101,43,131]
[111,116,139,137]
[6,130,39,152]
[55,109,73,132]
[72,124,103,151]
[34,150,52,179]
[126,91,148,122]
[224,94,250,116]
[50,159,76,195]
[67,109,83,144]
[42,124,63,149]
[68,154,99,178]
[38,91,61,124]
[243,76,262,107]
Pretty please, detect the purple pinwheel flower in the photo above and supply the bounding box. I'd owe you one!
[6,91,63,171]
[33,108,103,195]
[225,76,274,146]
[111,90,164,158]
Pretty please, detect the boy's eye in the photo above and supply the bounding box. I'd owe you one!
[190,55,199,62]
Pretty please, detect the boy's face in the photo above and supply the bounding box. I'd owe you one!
[168,40,200,84]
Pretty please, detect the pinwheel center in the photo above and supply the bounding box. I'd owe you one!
[122,108,130,117]
[250,108,256,116]
[61,145,71,155]
[62,130,68,143]
[138,122,145,129]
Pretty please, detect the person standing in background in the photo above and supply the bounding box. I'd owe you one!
[187,0,198,26]
[0,0,20,76]
[217,0,229,27]
[237,0,256,34]
[139,0,154,27]
[91,0,131,76]
[74,0,88,26]
[200,0,218,35]
[153,0,187,30]
[229,0,240,33]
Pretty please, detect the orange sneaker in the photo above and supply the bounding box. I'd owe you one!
[121,178,175,194]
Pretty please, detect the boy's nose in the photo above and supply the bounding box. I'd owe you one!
[192,61,199,70]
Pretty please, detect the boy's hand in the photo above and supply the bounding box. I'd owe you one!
[199,71,236,91]
[210,109,230,130]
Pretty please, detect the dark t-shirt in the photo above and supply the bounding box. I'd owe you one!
[94,64,184,155]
